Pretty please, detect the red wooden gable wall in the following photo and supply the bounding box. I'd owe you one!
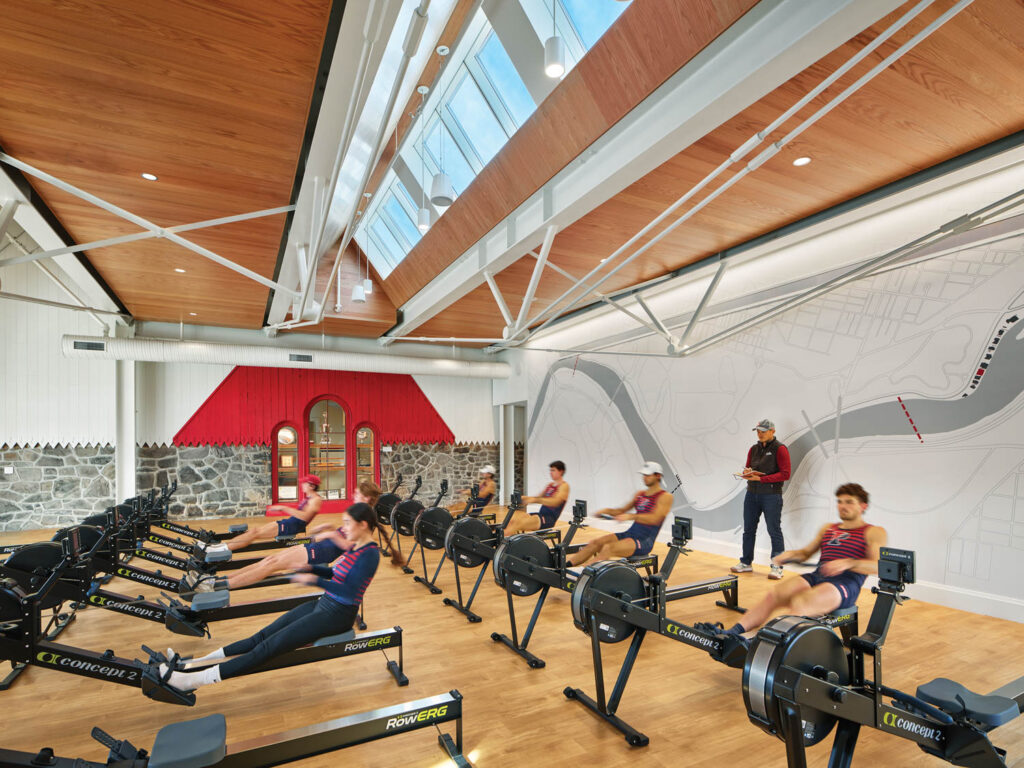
[173,367,455,446]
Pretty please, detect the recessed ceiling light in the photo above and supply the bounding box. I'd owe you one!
[174,268,186,273]
[792,156,812,167]
[189,312,197,316]
[141,172,159,181]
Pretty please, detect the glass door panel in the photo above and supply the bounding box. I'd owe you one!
[275,426,299,501]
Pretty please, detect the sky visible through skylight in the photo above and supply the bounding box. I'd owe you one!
[357,0,631,278]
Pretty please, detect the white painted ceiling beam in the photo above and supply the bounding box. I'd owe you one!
[383,0,906,340]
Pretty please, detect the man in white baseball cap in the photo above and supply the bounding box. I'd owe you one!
[565,460,672,566]
[449,465,497,515]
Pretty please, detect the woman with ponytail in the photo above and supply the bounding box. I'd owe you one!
[162,502,381,692]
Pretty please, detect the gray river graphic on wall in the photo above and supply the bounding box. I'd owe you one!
[528,317,1024,532]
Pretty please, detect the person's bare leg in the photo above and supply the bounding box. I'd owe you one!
[504,511,541,535]
[225,521,279,551]
[565,533,619,566]
[737,577,811,631]
[590,539,639,563]
[788,583,843,617]
[225,548,304,589]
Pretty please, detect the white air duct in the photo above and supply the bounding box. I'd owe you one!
[62,335,510,379]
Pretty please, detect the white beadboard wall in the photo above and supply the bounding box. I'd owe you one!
[412,375,497,443]
[135,361,233,445]
[0,242,116,446]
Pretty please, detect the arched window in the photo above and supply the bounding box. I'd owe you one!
[308,399,347,500]
[273,424,300,502]
[355,425,378,488]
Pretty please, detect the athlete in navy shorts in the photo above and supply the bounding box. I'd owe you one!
[705,482,887,637]
[566,461,673,567]
[504,460,570,535]
[212,474,324,553]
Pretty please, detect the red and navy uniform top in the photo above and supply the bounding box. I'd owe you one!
[817,523,872,588]
[623,491,665,537]
[310,542,379,606]
[538,482,566,517]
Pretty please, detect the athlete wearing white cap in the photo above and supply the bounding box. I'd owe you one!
[565,460,673,566]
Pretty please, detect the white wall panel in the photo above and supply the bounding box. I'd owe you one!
[0,231,115,446]
[412,374,497,443]
[135,362,233,445]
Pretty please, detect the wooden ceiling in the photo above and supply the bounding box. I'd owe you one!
[0,0,334,327]
[408,0,1024,342]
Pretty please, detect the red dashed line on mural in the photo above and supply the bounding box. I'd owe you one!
[897,396,924,443]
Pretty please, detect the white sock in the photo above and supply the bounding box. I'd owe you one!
[160,663,222,691]
[184,647,226,668]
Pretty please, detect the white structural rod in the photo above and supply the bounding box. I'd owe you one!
[0,205,295,268]
[0,198,19,241]
[0,154,299,296]
[114,354,137,502]
[483,271,514,328]
[514,224,557,331]
[676,260,727,349]
[0,291,123,316]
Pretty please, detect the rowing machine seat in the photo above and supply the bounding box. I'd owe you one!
[148,713,226,768]
[916,678,1020,727]
[313,629,356,646]
[190,591,230,612]
[228,523,248,534]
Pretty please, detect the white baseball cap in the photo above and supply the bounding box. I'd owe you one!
[479,465,496,476]
[638,461,663,476]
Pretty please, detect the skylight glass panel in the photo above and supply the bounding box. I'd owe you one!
[425,121,476,195]
[447,75,508,165]
[383,192,421,249]
[476,32,536,126]
[560,0,630,49]
[370,216,407,268]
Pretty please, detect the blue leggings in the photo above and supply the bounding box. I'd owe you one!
[219,596,358,679]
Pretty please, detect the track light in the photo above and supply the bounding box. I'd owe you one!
[544,36,565,78]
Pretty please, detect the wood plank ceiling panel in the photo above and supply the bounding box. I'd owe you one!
[0,0,334,327]
[414,0,1024,343]
[285,242,398,339]
[383,0,759,306]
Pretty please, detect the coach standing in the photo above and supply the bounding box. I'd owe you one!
[732,419,791,579]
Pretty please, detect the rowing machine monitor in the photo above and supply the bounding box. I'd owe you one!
[877,547,915,588]
[572,500,587,525]
[671,517,691,548]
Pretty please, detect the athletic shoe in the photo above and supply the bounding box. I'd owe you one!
[693,621,725,635]
[192,576,216,593]
[730,562,753,573]
[769,564,784,580]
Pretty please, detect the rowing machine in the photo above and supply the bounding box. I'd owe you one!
[743,547,1024,767]
[1,689,471,767]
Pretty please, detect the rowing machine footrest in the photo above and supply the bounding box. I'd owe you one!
[202,547,231,564]
[313,629,356,647]
[228,524,248,534]
[140,664,196,707]
[916,678,1019,727]
[149,713,226,768]
[191,591,230,612]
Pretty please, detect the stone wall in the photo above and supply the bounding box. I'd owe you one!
[0,444,116,531]
[380,443,502,504]
[136,444,271,519]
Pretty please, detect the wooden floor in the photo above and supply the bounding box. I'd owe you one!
[2,515,1022,767]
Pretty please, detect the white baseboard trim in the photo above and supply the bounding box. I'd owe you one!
[687,535,1024,623]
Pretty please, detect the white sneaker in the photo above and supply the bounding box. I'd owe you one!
[193,576,216,593]
[730,562,753,573]
[769,564,784,580]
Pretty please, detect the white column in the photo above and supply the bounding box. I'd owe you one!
[114,328,137,502]
[501,404,515,504]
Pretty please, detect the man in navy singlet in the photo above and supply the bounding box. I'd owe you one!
[504,460,569,535]
[707,483,887,637]
[565,461,673,567]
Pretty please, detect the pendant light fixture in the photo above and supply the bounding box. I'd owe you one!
[428,47,455,207]
[362,240,373,295]
[351,240,366,303]
[544,0,565,78]
[416,86,432,232]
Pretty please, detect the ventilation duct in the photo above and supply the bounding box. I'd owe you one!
[62,335,510,379]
